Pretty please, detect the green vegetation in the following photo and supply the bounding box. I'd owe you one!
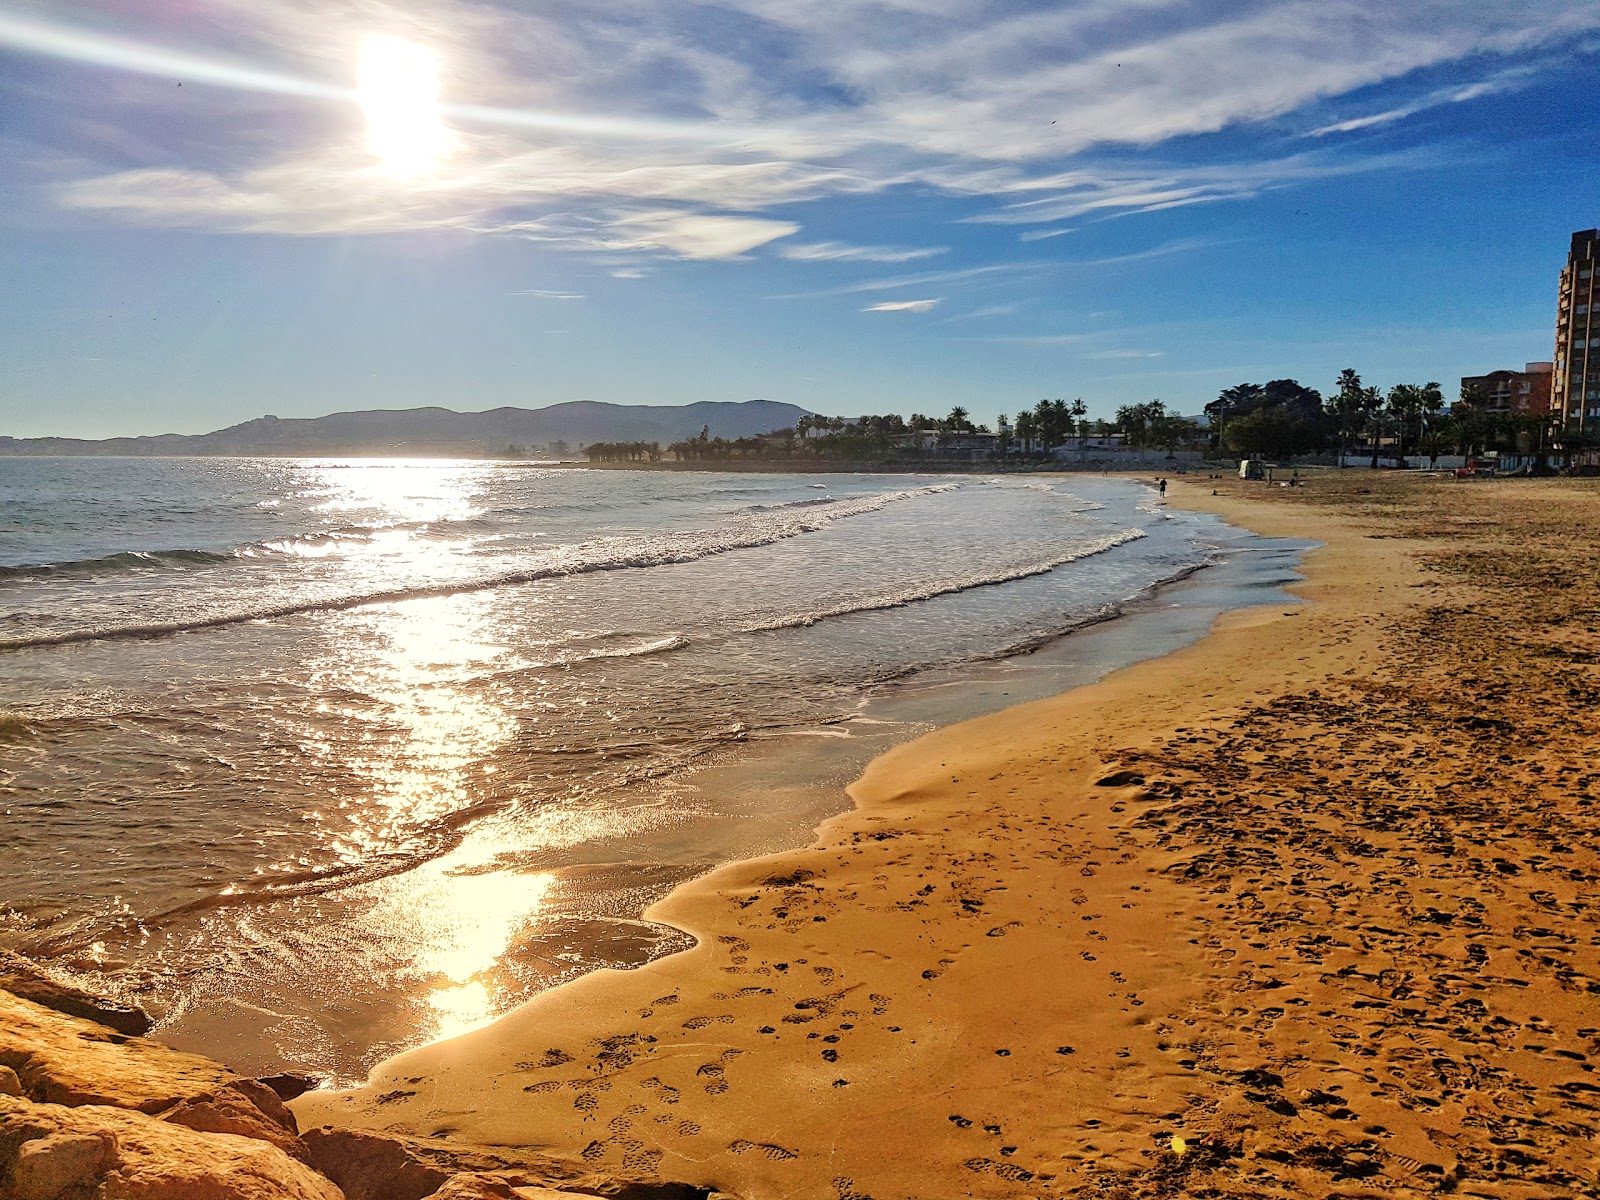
[582,372,1578,468]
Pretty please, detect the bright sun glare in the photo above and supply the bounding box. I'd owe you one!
[357,34,449,176]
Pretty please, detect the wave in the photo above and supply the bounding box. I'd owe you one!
[737,527,1148,633]
[0,484,960,652]
[0,549,232,583]
[744,495,837,511]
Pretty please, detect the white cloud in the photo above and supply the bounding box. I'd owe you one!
[863,298,940,312]
[1304,66,1541,137]
[513,289,585,299]
[1088,349,1165,359]
[597,210,799,259]
[27,0,1600,256]
[781,241,948,263]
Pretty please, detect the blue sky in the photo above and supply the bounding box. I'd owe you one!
[1,0,1597,438]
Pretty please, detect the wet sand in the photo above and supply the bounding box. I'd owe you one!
[295,473,1600,1198]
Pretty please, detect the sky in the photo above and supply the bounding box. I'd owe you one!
[0,0,1597,439]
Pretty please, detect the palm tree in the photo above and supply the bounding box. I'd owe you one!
[1015,410,1036,453]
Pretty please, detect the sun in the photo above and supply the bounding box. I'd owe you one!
[357,34,450,177]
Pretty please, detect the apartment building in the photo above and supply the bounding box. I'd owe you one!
[1555,228,1599,426]
[1458,362,1552,416]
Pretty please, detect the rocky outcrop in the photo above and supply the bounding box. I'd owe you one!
[0,973,723,1200]
[0,952,151,1038]
[0,1094,343,1199]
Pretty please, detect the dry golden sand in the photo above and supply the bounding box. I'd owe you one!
[296,473,1600,1198]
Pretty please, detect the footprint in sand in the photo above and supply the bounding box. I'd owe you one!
[730,1139,798,1161]
[964,1157,1035,1183]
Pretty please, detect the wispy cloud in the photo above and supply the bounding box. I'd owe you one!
[774,263,1043,300]
[942,303,1022,323]
[1019,227,1075,242]
[1087,349,1165,359]
[24,0,1600,257]
[864,298,940,313]
[781,241,947,263]
[512,289,585,300]
[1305,66,1543,137]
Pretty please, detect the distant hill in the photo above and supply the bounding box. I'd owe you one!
[0,400,813,458]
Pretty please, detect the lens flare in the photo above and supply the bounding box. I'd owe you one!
[357,34,449,176]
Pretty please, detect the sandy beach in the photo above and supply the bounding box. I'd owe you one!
[270,472,1595,1198]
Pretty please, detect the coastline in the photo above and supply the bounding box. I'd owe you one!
[293,473,1600,1197]
[12,472,1598,1198]
[274,476,1397,1195]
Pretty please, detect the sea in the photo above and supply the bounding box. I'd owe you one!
[0,458,1307,1080]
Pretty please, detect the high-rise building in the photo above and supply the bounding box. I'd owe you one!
[1554,229,1599,427]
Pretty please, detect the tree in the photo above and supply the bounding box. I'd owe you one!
[1385,382,1443,462]
[1209,379,1330,459]
[1327,369,1374,466]
[1222,407,1322,460]
[1014,409,1036,453]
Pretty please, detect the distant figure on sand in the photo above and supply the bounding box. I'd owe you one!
[1158,478,1167,498]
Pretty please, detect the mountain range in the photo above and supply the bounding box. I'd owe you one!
[0,400,812,458]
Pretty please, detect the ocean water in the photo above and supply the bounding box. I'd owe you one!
[0,458,1287,1078]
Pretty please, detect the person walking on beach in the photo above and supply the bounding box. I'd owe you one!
[1158,477,1167,498]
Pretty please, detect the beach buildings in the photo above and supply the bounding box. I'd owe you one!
[1554,228,1599,428]
[1458,363,1552,416]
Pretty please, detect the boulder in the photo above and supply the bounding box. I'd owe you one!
[0,990,233,1113]
[9,1130,114,1200]
[0,951,153,1038]
[0,1094,343,1200]
[0,1065,22,1097]
[300,1128,453,1200]
[259,1073,320,1103]
[162,1084,307,1162]
[432,1174,520,1198]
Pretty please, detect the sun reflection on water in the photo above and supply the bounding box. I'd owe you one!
[283,461,557,1041]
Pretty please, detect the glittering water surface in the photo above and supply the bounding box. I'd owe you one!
[0,459,1264,1077]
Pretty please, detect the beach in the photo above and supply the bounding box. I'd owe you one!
[288,472,1600,1198]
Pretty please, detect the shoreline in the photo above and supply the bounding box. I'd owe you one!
[287,477,1411,1195]
[11,472,1598,1197]
[294,473,1600,1197]
[151,485,1299,1083]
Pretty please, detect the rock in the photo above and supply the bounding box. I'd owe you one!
[162,1083,308,1162]
[230,1077,301,1134]
[0,1065,22,1097]
[301,1128,452,1200]
[433,1173,519,1198]
[0,950,152,1037]
[0,1094,343,1200]
[0,990,234,1113]
[10,1131,114,1200]
[259,1073,320,1103]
